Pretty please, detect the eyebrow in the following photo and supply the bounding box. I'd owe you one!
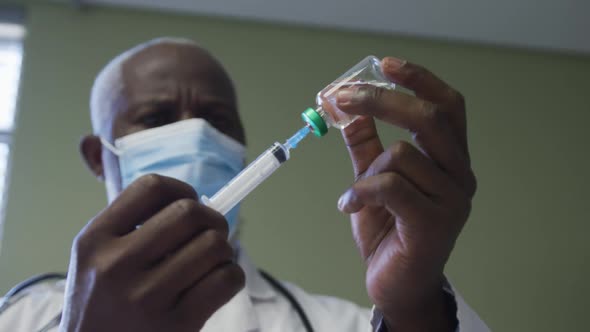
[126,95,236,114]
[126,95,177,113]
[198,95,235,109]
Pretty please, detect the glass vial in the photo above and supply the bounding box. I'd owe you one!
[302,55,396,136]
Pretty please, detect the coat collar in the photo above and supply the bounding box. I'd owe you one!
[200,288,260,332]
[200,245,277,332]
[237,244,277,301]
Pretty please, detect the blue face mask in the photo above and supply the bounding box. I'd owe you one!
[101,118,246,236]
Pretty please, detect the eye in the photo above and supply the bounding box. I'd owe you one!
[206,114,230,131]
[199,105,231,131]
[139,109,173,128]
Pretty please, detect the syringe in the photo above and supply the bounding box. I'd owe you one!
[203,55,394,217]
[202,125,311,216]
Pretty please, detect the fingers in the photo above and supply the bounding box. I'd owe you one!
[339,58,471,193]
[339,172,433,225]
[92,174,198,236]
[127,198,229,264]
[174,262,245,328]
[382,58,468,151]
[362,141,462,200]
[341,116,384,178]
[338,87,430,132]
[132,228,235,308]
[382,58,454,104]
[339,87,471,189]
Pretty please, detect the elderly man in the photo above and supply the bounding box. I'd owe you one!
[0,38,489,332]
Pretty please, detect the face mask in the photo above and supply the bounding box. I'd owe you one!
[101,118,246,237]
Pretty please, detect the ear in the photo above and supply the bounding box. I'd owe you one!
[80,135,105,181]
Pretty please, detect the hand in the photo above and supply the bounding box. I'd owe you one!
[336,58,476,331]
[60,174,244,332]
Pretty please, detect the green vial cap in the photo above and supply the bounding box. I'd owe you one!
[301,107,328,137]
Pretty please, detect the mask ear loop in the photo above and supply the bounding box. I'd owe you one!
[99,137,123,156]
[99,137,124,199]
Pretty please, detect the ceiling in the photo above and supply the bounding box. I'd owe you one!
[76,0,589,55]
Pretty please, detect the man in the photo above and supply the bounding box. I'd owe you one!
[0,38,489,331]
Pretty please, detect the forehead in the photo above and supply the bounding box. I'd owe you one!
[120,43,235,102]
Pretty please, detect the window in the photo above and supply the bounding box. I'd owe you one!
[0,9,25,249]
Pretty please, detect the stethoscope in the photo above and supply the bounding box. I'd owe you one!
[0,272,315,332]
[259,270,314,332]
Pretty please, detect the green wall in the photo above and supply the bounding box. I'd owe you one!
[1,2,589,331]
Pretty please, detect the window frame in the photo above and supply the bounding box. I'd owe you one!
[0,5,25,251]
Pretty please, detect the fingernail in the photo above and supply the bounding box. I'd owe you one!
[336,88,367,106]
[337,191,351,213]
[383,56,406,73]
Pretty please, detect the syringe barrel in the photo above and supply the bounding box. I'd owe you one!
[202,142,288,215]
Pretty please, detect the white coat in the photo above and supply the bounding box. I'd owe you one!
[0,248,490,331]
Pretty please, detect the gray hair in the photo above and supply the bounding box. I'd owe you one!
[89,37,203,136]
